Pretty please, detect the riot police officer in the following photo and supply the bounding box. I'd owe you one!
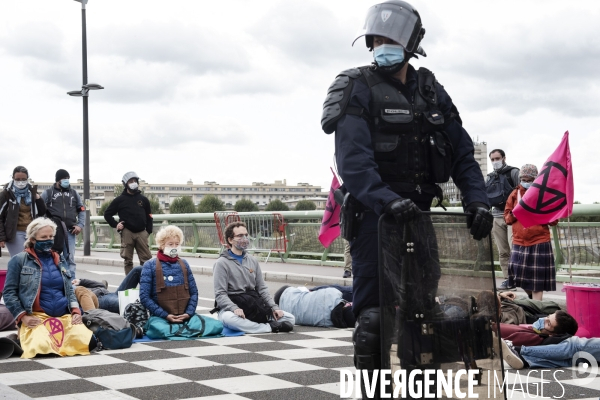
[321,1,493,397]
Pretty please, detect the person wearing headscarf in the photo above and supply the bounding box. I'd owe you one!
[0,166,46,257]
[505,164,558,300]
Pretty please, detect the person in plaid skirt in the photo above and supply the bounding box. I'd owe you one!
[504,164,558,300]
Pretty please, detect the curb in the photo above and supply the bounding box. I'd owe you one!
[74,256,352,287]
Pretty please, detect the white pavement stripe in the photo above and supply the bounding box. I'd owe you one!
[88,271,125,276]
[86,371,189,390]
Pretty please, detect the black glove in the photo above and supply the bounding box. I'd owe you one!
[465,202,493,240]
[384,198,421,224]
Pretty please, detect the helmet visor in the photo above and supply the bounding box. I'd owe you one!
[353,3,421,52]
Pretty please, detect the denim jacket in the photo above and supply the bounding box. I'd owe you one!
[3,250,79,321]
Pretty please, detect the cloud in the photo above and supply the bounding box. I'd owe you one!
[92,22,250,75]
[1,22,67,63]
[92,112,250,149]
[427,5,600,117]
[249,1,365,68]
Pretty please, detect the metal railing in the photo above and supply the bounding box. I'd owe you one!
[81,204,600,282]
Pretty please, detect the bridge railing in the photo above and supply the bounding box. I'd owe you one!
[81,204,600,282]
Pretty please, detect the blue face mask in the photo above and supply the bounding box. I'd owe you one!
[34,239,54,253]
[521,181,532,189]
[532,317,545,331]
[60,179,70,188]
[373,44,405,67]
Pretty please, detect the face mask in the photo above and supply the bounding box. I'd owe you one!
[13,180,27,189]
[34,239,54,253]
[521,182,532,189]
[532,317,545,332]
[373,44,405,67]
[128,182,139,191]
[60,179,70,188]
[163,246,181,258]
[233,237,250,251]
[491,160,504,171]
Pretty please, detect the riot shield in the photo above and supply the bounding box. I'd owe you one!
[378,212,506,399]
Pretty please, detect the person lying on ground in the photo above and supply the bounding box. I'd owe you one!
[310,284,353,303]
[72,266,143,314]
[140,225,198,324]
[213,221,295,334]
[499,310,579,347]
[2,218,94,358]
[274,285,355,328]
[476,289,563,326]
[501,334,598,370]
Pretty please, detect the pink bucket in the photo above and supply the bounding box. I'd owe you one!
[0,270,6,293]
[564,284,600,338]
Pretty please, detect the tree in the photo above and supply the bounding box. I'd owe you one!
[99,200,112,216]
[265,199,290,211]
[197,195,226,213]
[114,183,124,195]
[294,200,317,211]
[234,199,259,212]
[169,196,196,214]
[147,193,163,215]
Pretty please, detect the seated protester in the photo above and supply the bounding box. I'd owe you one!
[274,285,355,328]
[139,226,198,323]
[72,267,143,314]
[2,218,93,358]
[213,221,295,333]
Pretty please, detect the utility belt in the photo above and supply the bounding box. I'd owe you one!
[335,182,444,242]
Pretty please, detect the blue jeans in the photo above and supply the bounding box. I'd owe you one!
[64,232,77,279]
[97,266,143,314]
[521,337,600,368]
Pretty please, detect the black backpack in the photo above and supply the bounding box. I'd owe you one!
[485,168,517,208]
[124,300,150,331]
[82,309,134,350]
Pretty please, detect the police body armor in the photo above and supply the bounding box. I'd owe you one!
[322,65,454,200]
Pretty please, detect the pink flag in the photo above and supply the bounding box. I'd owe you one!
[318,171,341,247]
[512,131,574,228]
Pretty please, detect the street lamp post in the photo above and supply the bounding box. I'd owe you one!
[68,0,103,256]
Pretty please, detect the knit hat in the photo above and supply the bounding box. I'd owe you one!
[519,164,538,180]
[55,169,70,182]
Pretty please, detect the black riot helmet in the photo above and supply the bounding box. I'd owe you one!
[353,0,426,57]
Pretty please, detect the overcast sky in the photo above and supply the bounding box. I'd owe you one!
[1,0,598,203]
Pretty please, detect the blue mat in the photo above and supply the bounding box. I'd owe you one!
[133,326,244,343]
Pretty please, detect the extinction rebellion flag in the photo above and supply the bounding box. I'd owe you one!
[318,169,341,247]
[512,131,574,228]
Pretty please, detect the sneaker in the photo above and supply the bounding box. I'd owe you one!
[343,270,352,279]
[501,339,524,369]
[269,320,294,333]
[278,321,294,333]
[497,279,516,290]
[102,280,109,289]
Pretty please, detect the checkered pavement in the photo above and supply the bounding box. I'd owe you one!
[1,316,600,400]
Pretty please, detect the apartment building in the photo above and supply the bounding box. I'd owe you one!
[30,179,324,216]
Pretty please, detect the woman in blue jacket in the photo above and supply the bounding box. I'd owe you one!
[3,218,93,358]
[140,225,198,323]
